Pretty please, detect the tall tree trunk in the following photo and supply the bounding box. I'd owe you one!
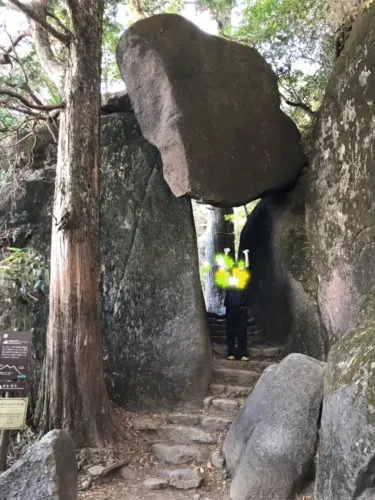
[204,206,235,314]
[36,0,112,447]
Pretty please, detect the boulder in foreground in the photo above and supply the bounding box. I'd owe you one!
[224,353,324,500]
[0,430,77,500]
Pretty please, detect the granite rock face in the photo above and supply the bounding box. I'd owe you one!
[116,14,305,206]
[315,317,375,499]
[224,353,325,500]
[0,430,77,500]
[306,2,375,344]
[307,5,375,497]
[100,113,211,409]
[239,172,328,359]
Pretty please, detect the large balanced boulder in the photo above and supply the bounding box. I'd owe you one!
[315,314,375,499]
[0,430,77,500]
[239,171,328,359]
[116,14,305,206]
[306,2,375,343]
[223,353,325,500]
[0,109,211,410]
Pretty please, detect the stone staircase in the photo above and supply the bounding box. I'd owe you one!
[133,347,282,496]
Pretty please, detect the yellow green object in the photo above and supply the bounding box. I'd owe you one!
[201,252,252,290]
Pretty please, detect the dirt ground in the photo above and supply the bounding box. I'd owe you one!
[6,364,315,499]
[76,407,314,500]
[77,407,231,500]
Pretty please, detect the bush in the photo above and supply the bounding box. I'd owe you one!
[0,247,49,306]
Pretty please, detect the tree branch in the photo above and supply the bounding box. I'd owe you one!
[9,0,70,45]
[0,89,65,111]
[1,33,45,108]
[0,31,30,65]
[0,102,47,119]
[280,92,315,117]
[46,10,71,35]
[23,1,66,92]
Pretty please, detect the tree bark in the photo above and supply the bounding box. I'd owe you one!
[36,0,113,447]
[204,206,235,314]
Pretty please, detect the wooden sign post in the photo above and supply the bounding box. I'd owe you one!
[0,331,32,472]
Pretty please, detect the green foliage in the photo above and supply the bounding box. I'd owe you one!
[224,201,259,252]
[0,247,49,306]
[9,211,28,226]
[128,0,184,17]
[232,0,335,128]
[0,41,60,130]
[102,6,125,87]
[198,0,335,128]
[0,109,18,131]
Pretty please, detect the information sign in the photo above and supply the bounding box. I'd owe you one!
[0,398,28,429]
[0,331,32,383]
[0,381,26,392]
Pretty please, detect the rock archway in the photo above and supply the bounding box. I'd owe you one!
[116,13,328,360]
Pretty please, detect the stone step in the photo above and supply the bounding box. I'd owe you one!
[208,316,258,324]
[166,412,233,432]
[211,332,261,341]
[167,413,200,426]
[212,397,242,412]
[212,344,282,358]
[248,346,282,358]
[200,415,232,432]
[158,425,216,445]
[212,325,259,333]
[167,468,203,489]
[204,396,241,412]
[152,443,208,465]
[216,359,265,372]
[132,416,165,431]
[209,383,251,398]
[212,367,259,386]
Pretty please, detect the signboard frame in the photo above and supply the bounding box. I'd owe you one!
[0,331,32,393]
[0,397,28,430]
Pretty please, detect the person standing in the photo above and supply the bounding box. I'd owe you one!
[225,286,249,361]
[224,249,250,361]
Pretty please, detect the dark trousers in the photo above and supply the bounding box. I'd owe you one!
[226,306,248,357]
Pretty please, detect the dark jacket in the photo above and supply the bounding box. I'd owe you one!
[224,287,247,307]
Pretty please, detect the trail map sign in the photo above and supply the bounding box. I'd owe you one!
[0,331,32,391]
[0,398,28,429]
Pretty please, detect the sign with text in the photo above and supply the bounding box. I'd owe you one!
[0,381,26,392]
[0,398,28,429]
[0,331,32,383]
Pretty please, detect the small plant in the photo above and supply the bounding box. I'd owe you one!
[9,211,29,226]
[0,247,49,306]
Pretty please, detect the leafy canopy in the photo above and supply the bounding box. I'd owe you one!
[0,0,336,134]
[202,0,335,128]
